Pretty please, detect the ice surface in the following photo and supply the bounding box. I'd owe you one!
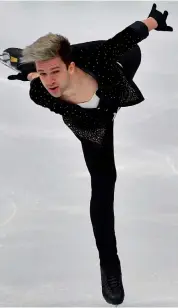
[0,1,178,306]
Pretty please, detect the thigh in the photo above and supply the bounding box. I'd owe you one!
[81,121,116,178]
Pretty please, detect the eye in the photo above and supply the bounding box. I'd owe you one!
[39,72,46,76]
[52,70,60,74]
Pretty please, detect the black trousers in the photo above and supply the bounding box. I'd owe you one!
[80,45,142,266]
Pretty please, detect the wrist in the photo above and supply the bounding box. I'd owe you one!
[142,17,158,31]
[27,72,39,81]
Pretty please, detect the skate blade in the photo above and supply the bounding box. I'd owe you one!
[0,52,19,72]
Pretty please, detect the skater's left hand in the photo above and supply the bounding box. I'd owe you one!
[148,3,173,31]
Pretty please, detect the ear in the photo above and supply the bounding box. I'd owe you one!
[68,61,75,74]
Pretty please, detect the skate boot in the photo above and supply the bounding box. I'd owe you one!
[100,260,125,305]
[0,47,36,80]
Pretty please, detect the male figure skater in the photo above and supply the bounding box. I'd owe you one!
[6,3,173,305]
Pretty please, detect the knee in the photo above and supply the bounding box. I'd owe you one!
[133,44,142,67]
[119,44,142,80]
[91,169,117,189]
[123,44,141,65]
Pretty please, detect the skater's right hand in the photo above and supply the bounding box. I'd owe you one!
[148,3,173,31]
[8,62,36,81]
[8,72,30,81]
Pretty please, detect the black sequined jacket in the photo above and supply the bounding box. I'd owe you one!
[29,21,149,144]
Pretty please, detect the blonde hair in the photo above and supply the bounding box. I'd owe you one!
[22,32,71,66]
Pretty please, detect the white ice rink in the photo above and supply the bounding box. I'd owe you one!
[0,1,178,306]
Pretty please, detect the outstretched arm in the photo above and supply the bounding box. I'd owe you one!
[99,19,150,62]
[99,3,172,62]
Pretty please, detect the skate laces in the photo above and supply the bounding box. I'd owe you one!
[108,274,121,290]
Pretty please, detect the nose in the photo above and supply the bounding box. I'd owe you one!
[45,74,56,86]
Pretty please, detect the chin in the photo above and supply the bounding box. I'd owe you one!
[50,93,61,98]
[47,90,61,98]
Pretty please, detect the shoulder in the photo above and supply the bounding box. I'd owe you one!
[71,40,105,62]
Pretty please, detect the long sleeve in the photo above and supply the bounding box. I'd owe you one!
[100,21,149,61]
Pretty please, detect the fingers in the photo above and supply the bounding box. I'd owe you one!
[166,25,173,31]
[7,73,23,80]
[152,4,169,21]
[163,10,168,19]
[7,75,17,80]
[152,3,157,10]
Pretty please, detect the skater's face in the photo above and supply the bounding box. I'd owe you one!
[35,56,75,98]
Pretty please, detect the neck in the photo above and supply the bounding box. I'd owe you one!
[60,67,84,100]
